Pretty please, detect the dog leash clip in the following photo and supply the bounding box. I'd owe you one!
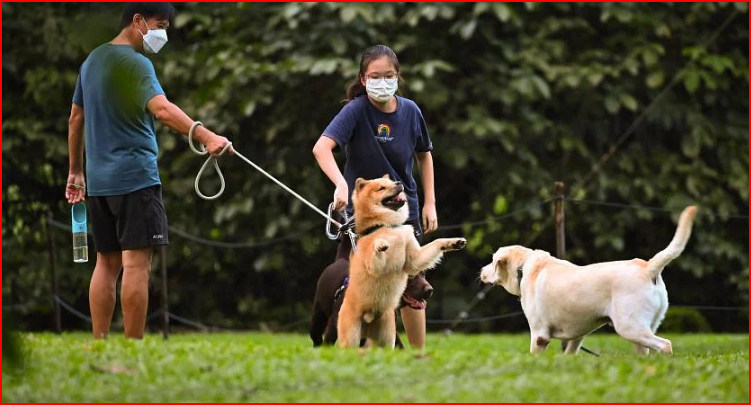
[325,203,358,253]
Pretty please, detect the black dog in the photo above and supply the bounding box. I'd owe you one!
[310,245,434,348]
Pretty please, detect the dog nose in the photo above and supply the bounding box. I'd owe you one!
[424,286,434,299]
[395,181,403,189]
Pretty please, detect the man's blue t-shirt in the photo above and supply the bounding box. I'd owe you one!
[322,95,433,221]
[72,44,165,196]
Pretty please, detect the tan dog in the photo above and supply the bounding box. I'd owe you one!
[337,175,466,349]
[480,206,698,355]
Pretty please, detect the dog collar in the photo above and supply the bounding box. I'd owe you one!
[359,223,399,237]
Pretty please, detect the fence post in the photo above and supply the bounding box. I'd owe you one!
[554,182,568,352]
[45,216,62,334]
[160,245,169,340]
[554,182,566,259]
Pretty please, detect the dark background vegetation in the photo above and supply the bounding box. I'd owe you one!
[3,2,748,333]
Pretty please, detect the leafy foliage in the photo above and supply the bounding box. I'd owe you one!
[2,3,748,331]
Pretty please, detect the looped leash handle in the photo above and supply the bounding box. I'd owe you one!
[188,120,348,238]
[190,121,232,200]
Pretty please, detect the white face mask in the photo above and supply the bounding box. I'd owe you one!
[138,20,168,54]
[366,78,398,103]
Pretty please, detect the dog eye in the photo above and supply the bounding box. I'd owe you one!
[378,186,386,191]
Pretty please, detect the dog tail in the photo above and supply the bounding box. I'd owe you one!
[646,206,698,281]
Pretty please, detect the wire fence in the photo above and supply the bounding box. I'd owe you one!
[12,192,745,336]
[436,199,552,231]
[7,291,744,335]
[5,5,744,340]
[431,10,746,333]
[566,198,750,220]
[45,216,317,249]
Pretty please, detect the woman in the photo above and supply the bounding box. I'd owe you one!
[312,44,438,349]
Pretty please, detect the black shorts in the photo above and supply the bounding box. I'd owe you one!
[88,185,169,252]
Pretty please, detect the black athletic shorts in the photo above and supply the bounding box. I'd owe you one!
[88,185,169,252]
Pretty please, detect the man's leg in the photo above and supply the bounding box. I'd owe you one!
[89,252,122,339]
[121,248,152,339]
[400,307,426,350]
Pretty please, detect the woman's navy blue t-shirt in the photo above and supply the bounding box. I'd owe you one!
[322,95,433,221]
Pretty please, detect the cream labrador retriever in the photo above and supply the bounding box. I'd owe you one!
[480,206,697,355]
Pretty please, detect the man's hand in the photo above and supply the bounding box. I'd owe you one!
[65,171,86,204]
[146,95,235,156]
[205,133,234,156]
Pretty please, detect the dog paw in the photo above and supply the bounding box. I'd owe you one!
[662,341,673,355]
[443,238,467,251]
[375,240,390,253]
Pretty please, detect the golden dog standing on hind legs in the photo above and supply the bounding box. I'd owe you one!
[337,175,466,349]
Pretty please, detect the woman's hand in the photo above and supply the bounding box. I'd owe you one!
[334,181,349,212]
[422,202,438,234]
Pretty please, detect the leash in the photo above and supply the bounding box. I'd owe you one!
[188,121,357,244]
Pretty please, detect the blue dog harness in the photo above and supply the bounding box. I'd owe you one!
[334,277,349,301]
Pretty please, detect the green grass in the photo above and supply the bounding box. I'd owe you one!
[2,332,748,402]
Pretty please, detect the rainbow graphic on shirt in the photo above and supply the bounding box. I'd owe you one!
[377,124,391,136]
[375,123,393,143]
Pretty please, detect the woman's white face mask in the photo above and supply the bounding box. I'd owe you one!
[366,77,398,103]
[138,19,168,54]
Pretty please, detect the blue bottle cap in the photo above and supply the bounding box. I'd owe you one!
[71,202,87,233]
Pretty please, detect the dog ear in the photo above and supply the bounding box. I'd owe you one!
[381,173,390,180]
[355,178,367,191]
[495,256,509,282]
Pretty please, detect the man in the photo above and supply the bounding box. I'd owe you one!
[65,3,231,339]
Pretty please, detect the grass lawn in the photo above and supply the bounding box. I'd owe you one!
[2,332,748,402]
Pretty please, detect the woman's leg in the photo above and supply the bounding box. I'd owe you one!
[400,218,427,349]
[400,306,426,350]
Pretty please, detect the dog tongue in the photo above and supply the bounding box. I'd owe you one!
[402,294,427,310]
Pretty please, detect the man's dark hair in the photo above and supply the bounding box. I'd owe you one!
[120,3,175,30]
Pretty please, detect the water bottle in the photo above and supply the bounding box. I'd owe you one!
[71,202,88,263]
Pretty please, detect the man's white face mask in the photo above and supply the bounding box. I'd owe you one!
[138,19,168,54]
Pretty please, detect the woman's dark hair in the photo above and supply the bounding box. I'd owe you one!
[345,45,400,103]
[120,3,175,30]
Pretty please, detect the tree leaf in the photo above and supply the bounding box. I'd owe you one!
[684,69,701,93]
[460,19,477,39]
[493,195,508,215]
[340,6,357,23]
[642,48,658,67]
[619,93,638,111]
[531,75,551,99]
[646,71,664,88]
[605,96,621,114]
[492,3,512,22]
[587,72,604,87]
